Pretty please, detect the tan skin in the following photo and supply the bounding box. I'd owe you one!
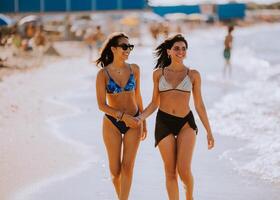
[224,30,233,66]
[96,37,147,200]
[224,32,233,49]
[137,41,214,200]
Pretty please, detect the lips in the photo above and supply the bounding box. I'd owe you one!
[176,54,185,58]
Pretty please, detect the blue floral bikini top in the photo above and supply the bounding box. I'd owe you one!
[105,65,136,94]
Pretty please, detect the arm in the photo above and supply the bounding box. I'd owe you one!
[132,64,144,114]
[132,64,147,139]
[138,69,160,121]
[192,70,214,149]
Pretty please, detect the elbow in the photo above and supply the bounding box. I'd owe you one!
[98,103,106,112]
[195,103,205,113]
[151,101,159,111]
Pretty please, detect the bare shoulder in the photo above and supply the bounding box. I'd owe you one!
[153,68,162,76]
[152,68,162,80]
[97,68,104,76]
[96,68,107,80]
[188,68,201,82]
[130,63,140,71]
[130,63,140,78]
[189,69,200,76]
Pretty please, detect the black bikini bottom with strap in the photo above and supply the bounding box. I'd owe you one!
[154,109,198,147]
[105,110,139,134]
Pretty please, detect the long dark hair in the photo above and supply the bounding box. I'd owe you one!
[96,32,128,68]
[154,34,188,69]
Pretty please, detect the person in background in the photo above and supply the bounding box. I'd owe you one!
[223,26,234,77]
[94,25,105,53]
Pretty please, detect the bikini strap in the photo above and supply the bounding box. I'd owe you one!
[162,67,165,75]
[186,67,190,75]
[128,64,133,75]
[104,67,112,79]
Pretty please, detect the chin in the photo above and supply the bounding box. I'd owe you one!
[122,56,129,60]
[175,58,184,62]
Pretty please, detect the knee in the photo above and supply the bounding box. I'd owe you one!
[165,169,177,181]
[110,167,121,181]
[178,167,192,181]
[121,161,134,176]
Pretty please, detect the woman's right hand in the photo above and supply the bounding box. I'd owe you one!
[123,114,139,128]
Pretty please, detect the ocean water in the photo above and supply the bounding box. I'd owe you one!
[208,23,280,183]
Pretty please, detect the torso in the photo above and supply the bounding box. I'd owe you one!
[224,34,233,49]
[157,67,194,117]
[104,64,138,115]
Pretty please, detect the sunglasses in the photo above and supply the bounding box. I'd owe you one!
[115,43,134,51]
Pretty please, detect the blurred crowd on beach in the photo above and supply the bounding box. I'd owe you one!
[1,5,280,72]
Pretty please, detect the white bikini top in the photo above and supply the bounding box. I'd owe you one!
[158,68,192,93]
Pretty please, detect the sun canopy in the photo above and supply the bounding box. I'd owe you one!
[0,14,15,27]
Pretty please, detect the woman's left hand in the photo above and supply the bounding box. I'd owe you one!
[141,124,147,140]
[207,133,215,150]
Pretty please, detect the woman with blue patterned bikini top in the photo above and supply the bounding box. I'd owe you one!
[95,32,147,200]
[105,64,136,94]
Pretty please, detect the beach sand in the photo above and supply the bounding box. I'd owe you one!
[1,25,280,200]
[0,42,92,200]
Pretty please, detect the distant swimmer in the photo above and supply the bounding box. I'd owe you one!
[223,26,234,77]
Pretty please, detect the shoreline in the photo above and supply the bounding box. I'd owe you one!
[0,53,92,200]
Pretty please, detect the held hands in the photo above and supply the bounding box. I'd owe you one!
[141,121,147,140]
[135,115,147,140]
[121,112,147,140]
[207,132,215,150]
[122,113,139,128]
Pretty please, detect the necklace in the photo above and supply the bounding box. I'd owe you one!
[111,65,126,74]
[116,69,122,74]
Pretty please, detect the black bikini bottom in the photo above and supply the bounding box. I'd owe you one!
[105,110,139,134]
[154,109,198,147]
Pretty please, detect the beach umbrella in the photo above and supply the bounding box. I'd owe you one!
[0,14,15,26]
[120,15,140,26]
[18,15,41,26]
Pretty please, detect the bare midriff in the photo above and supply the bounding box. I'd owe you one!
[159,91,191,117]
[106,91,138,115]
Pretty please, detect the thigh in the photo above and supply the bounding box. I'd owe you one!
[103,116,122,171]
[158,134,177,173]
[122,125,142,164]
[177,127,196,171]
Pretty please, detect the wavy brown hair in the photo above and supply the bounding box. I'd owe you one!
[154,34,188,69]
[96,32,128,68]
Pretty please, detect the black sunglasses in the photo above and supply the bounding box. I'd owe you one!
[115,43,134,51]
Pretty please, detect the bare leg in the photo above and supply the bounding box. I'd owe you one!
[177,127,196,200]
[119,126,141,200]
[158,134,179,200]
[103,116,122,198]
[223,59,231,78]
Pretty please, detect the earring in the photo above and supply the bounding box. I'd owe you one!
[168,55,170,59]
